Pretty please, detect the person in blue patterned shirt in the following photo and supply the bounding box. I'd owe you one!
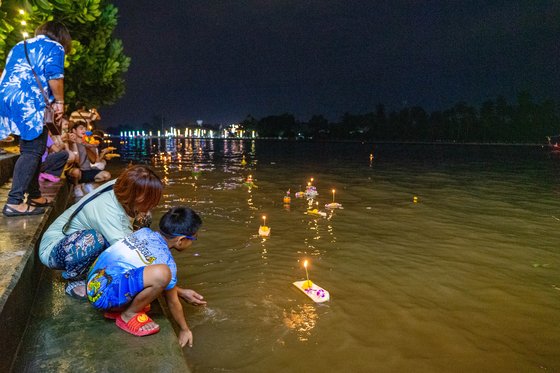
[87,206,202,347]
[0,21,71,217]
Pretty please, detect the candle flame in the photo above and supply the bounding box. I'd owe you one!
[304,260,308,268]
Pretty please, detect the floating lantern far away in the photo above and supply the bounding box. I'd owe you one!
[306,204,327,217]
[258,215,270,237]
[283,189,291,204]
[325,188,343,209]
[244,174,257,188]
[295,185,305,198]
[293,259,330,303]
[305,178,318,199]
[413,196,418,203]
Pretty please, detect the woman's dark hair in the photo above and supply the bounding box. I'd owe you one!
[114,165,163,217]
[159,206,202,237]
[35,21,72,53]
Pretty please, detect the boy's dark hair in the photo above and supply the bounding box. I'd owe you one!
[159,206,202,237]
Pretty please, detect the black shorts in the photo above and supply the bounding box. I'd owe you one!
[80,169,102,183]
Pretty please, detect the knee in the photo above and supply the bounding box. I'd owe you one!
[149,264,171,288]
[83,229,106,251]
[69,168,81,179]
[95,171,111,182]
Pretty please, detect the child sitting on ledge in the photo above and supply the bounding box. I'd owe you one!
[86,206,202,347]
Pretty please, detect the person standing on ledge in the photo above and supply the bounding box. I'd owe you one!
[0,21,71,217]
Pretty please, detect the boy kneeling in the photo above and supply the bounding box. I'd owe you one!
[86,206,201,347]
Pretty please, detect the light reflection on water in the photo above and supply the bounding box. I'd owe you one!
[113,139,560,372]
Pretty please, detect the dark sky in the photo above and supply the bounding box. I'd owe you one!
[102,1,560,127]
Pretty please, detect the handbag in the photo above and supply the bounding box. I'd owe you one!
[23,40,61,136]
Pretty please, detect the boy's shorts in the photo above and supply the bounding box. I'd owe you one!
[87,267,145,310]
[80,169,102,183]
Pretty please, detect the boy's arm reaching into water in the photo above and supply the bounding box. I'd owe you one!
[165,286,193,347]
[177,286,207,306]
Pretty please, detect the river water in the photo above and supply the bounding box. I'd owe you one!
[114,139,560,372]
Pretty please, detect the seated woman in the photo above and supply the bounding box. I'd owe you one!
[39,131,70,183]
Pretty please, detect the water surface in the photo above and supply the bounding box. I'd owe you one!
[116,139,560,372]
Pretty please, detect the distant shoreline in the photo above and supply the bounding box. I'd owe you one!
[112,135,546,147]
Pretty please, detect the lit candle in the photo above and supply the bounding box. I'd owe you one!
[332,189,335,202]
[304,260,311,288]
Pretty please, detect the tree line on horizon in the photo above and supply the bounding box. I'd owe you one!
[240,92,559,144]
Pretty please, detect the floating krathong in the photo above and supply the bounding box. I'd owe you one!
[325,189,343,209]
[258,215,270,237]
[283,189,291,204]
[292,260,330,303]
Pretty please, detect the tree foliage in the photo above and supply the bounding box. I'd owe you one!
[0,0,130,111]
[248,93,559,144]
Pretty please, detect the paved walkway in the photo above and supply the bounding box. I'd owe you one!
[0,154,190,372]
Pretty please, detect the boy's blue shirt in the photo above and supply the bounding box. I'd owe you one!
[88,227,178,290]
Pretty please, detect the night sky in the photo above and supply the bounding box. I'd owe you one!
[102,1,559,128]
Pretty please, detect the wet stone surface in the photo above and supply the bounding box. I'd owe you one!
[12,270,189,373]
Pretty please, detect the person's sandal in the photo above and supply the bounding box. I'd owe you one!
[28,197,53,207]
[65,280,87,300]
[2,204,45,217]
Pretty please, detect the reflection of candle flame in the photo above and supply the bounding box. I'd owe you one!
[332,189,335,202]
[262,215,266,225]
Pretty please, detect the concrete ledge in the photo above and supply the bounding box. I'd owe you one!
[0,180,70,372]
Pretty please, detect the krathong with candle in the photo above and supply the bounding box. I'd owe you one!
[305,179,318,199]
[325,188,343,209]
[283,189,291,204]
[243,174,257,188]
[292,259,330,303]
[258,215,270,237]
[295,185,305,198]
